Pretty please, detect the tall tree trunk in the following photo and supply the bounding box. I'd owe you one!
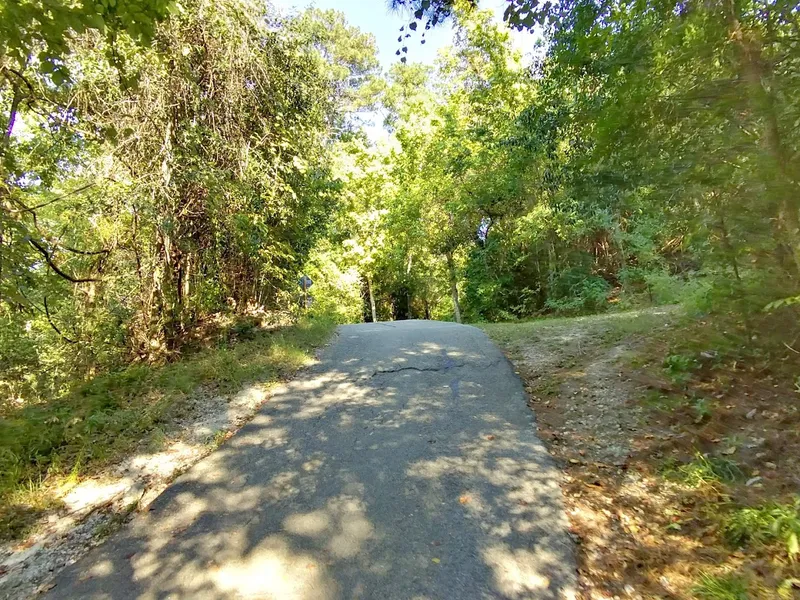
[731,16,800,276]
[446,251,461,324]
[367,274,377,323]
[3,80,21,143]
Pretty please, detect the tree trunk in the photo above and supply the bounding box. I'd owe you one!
[731,16,800,276]
[446,251,461,324]
[3,81,21,143]
[367,275,377,323]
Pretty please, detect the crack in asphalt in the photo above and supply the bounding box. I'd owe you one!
[374,364,465,375]
[365,358,502,378]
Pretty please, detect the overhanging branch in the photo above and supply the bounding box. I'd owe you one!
[44,297,78,344]
[27,237,99,283]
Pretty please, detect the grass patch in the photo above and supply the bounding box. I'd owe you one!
[0,315,336,542]
[662,452,743,488]
[723,498,800,560]
[208,429,230,449]
[0,485,65,542]
[692,572,750,600]
[478,306,679,350]
[642,389,685,411]
[663,352,699,385]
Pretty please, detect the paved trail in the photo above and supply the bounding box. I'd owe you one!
[47,321,576,599]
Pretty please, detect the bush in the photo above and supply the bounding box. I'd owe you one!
[545,266,611,315]
[618,266,711,308]
[723,497,800,560]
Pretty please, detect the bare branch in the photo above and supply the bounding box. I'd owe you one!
[26,237,99,283]
[9,183,97,214]
[59,244,111,256]
[44,297,78,344]
[2,66,35,94]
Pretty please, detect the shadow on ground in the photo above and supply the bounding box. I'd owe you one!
[46,321,576,600]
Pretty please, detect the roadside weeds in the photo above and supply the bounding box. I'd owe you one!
[0,316,337,600]
[481,307,800,600]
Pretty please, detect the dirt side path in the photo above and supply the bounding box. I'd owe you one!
[482,307,800,600]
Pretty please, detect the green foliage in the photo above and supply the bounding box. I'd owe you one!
[1,0,377,386]
[303,240,363,324]
[0,316,335,542]
[764,295,800,313]
[663,353,698,385]
[692,572,750,600]
[377,0,800,332]
[663,453,743,488]
[545,267,611,315]
[723,498,800,560]
[0,0,173,83]
[691,398,713,424]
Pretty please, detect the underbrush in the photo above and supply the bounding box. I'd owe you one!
[0,315,336,542]
[483,303,800,599]
[723,498,800,561]
[662,453,743,488]
[628,306,800,597]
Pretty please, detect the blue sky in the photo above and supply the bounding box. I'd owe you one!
[273,0,540,140]
[274,0,539,71]
[277,0,456,70]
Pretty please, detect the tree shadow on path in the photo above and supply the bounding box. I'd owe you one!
[46,321,576,600]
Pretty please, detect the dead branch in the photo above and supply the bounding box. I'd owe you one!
[27,237,99,283]
[44,297,78,344]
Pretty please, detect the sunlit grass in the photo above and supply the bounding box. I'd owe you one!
[723,498,800,560]
[692,572,750,600]
[0,315,336,542]
[661,453,743,488]
[478,306,681,349]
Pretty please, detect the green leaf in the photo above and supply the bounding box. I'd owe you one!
[788,532,799,559]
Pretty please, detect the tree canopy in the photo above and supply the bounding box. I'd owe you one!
[2,0,800,498]
[4,0,800,390]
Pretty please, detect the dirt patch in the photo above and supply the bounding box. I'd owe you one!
[484,308,800,599]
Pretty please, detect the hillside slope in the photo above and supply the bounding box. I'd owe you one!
[482,308,800,600]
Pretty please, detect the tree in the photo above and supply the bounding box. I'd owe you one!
[0,0,379,405]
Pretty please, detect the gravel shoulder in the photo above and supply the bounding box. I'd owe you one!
[482,306,800,599]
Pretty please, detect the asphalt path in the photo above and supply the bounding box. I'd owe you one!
[47,320,576,599]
